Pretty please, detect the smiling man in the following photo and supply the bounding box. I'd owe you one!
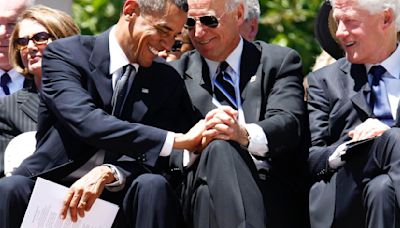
[0,0,208,227]
[308,0,400,227]
[170,0,310,227]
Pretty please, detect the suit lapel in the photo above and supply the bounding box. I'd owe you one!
[347,62,372,118]
[184,52,217,116]
[88,30,113,112]
[17,90,40,123]
[240,40,262,122]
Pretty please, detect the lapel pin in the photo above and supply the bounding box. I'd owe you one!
[250,75,257,82]
[141,88,149,94]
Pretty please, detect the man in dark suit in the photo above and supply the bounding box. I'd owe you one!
[0,81,38,177]
[0,0,207,227]
[308,0,400,227]
[170,0,309,227]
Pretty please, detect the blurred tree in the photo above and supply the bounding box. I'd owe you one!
[258,0,323,73]
[72,0,324,73]
[72,0,123,35]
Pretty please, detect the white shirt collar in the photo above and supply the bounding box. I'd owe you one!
[365,44,400,79]
[108,26,138,74]
[204,38,244,79]
[0,68,24,81]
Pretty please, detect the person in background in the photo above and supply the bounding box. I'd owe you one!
[158,28,194,61]
[0,0,35,97]
[239,0,260,41]
[0,0,207,227]
[308,0,400,227]
[171,0,310,227]
[0,5,80,178]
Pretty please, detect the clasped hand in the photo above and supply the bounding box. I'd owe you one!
[348,118,390,141]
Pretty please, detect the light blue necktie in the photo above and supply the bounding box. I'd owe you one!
[369,65,394,125]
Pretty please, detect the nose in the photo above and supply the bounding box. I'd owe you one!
[335,20,348,39]
[26,39,37,49]
[160,37,175,52]
[194,22,206,38]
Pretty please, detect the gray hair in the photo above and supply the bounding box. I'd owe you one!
[243,0,260,20]
[137,0,188,14]
[330,0,400,31]
[225,0,242,12]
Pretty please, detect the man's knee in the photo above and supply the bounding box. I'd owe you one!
[203,140,236,159]
[381,128,400,143]
[364,174,393,203]
[132,174,170,193]
[0,175,34,197]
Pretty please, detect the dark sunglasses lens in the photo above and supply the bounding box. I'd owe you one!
[15,37,29,46]
[200,16,219,28]
[185,17,196,28]
[33,32,51,44]
[171,40,183,52]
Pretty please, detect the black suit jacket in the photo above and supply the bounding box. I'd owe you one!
[0,88,39,176]
[13,30,192,181]
[171,39,309,199]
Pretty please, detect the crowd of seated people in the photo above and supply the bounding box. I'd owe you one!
[0,0,400,228]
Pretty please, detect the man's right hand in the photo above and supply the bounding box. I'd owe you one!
[173,119,212,152]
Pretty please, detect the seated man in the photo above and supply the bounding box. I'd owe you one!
[171,0,310,227]
[308,0,400,227]
[0,0,205,227]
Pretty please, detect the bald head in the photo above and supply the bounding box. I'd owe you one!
[0,0,34,70]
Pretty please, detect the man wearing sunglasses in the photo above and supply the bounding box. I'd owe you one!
[0,0,34,97]
[170,0,310,227]
[0,0,209,227]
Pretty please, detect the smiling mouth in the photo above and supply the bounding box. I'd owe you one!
[344,41,355,48]
[148,46,159,55]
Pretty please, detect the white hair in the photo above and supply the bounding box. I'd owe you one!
[330,0,400,31]
[243,0,260,20]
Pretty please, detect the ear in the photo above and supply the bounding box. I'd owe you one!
[382,8,394,29]
[236,3,245,26]
[249,18,259,38]
[123,0,140,20]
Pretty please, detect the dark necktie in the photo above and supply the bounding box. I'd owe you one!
[214,61,237,108]
[111,65,135,117]
[0,72,11,95]
[369,65,394,125]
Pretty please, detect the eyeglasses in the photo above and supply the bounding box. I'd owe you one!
[15,32,53,50]
[184,12,226,29]
[171,40,183,52]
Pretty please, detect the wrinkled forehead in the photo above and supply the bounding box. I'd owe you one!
[187,0,225,16]
[0,1,26,21]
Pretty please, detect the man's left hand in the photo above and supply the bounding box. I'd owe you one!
[60,165,115,222]
[348,118,390,141]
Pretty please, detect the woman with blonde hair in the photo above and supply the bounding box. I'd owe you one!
[0,5,79,177]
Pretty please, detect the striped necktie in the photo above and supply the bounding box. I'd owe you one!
[214,61,237,108]
[369,65,394,125]
[0,72,11,95]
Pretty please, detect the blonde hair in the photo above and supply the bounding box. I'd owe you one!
[9,5,80,78]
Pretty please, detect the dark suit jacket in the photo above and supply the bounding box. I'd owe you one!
[0,87,39,176]
[13,30,192,181]
[171,39,310,206]
[307,58,400,227]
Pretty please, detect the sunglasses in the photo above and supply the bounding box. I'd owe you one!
[15,32,53,49]
[184,12,226,29]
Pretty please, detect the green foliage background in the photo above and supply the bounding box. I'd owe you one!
[72,0,324,73]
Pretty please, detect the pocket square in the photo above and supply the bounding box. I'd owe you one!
[141,88,149,94]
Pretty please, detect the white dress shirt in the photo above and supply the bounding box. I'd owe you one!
[0,69,25,96]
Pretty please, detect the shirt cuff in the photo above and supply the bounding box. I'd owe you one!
[328,142,348,169]
[104,164,126,192]
[183,149,199,167]
[245,123,269,156]
[159,132,174,157]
